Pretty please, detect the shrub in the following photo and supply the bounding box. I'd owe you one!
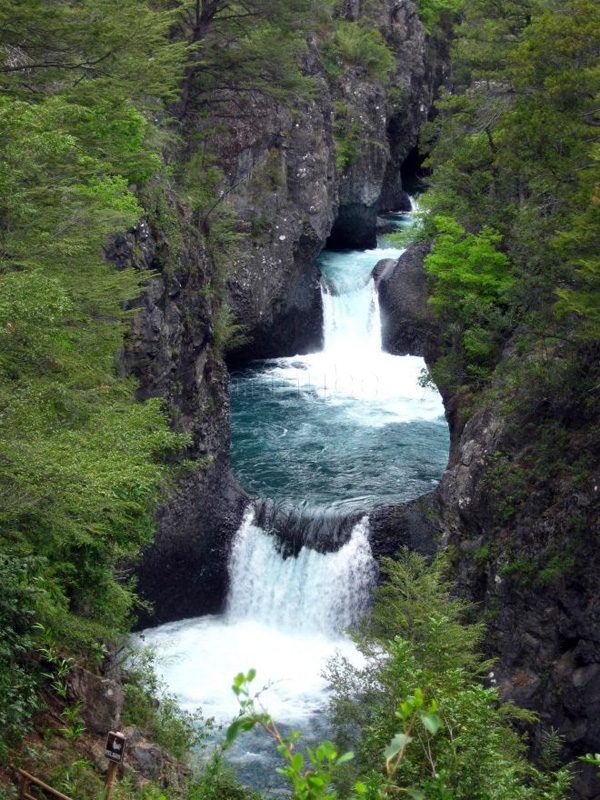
[323,21,394,81]
[121,648,210,762]
[325,551,571,800]
[0,555,44,761]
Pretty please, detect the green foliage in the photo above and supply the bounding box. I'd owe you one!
[424,215,513,383]
[221,557,569,800]
[322,20,395,81]
[186,755,263,800]
[421,0,600,384]
[122,648,210,762]
[175,0,318,112]
[227,670,355,800]
[326,551,570,800]
[537,554,576,587]
[0,0,192,761]
[212,304,249,356]
[0,556,43,760]
[333,103,362,172]
[60,702,86,742]
[414,0,463,35]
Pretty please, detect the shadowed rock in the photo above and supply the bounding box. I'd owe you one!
[374,241,438,358]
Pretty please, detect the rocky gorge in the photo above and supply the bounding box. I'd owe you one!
[114,0,443,625]
[106,1,600,797]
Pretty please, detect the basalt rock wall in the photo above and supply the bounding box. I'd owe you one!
[375,242,600,800]
[120,1,442,626]
[106,214,248,627]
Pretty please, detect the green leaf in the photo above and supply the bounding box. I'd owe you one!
[384,733,412,761]
[419,712,443,736]
[291,752,305,771]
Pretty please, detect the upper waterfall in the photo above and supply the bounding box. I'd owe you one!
[230,233,448,513]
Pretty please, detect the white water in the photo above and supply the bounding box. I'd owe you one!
[259,243,445,426]
[228,509,377,635]
[139,213,448,786]
[138,509,373,724]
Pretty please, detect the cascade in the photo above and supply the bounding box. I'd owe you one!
[227,508,377,634]
[138,208,449,788]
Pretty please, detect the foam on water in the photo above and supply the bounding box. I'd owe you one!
[139,208,449,788]
[137,509,373,724]
[243,242,444,425]
[228,509,376,634]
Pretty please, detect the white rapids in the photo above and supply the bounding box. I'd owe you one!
[136,209,448,788]
[137,509,375,724]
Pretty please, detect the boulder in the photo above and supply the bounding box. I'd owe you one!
[374,241,438,358]
[369,492,442,560]
[68,667,124,735]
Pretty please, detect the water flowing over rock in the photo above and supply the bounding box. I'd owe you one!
[228,508,377,635]
[135,214,448,787]
[253,500,362,558]
[136,508,377,735]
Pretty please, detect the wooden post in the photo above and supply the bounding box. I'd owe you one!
[17,769,29,800]
[104,762,118,800]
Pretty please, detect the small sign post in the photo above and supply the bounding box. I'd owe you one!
[104,732,126,800]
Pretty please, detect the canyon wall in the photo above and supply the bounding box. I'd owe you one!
[116,0,439,625]
[377,244,600,799]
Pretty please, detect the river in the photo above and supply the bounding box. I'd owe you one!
[137,209,449,791]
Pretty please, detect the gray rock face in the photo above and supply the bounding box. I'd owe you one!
[330,0,436,248]
[200,38,336,362]
[379,0,443,210]
[374,241,438,358]
[68,667,124,735]
[121,726,190,791]
[135,465,249,627]
[207,0,438,348]
[437,395,600,797]
[369,492,442,561]
[106,216,248,626]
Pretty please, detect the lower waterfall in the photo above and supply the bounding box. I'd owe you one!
[228,508,376,634]
[139,211,450,790]
[138,508,376,724]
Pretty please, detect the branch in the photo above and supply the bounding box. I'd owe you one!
[1,48,117,74]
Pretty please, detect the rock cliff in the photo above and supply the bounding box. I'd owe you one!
[328,0,438,248]
[117,0,440,626]
[376,243,600,799]
[106,214,249,626]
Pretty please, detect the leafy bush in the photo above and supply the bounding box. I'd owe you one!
[223,554,569,800]
[414,0,462,35]
[122,648,210,761]
[323,21,394,81]
[0,556,43,761]
[324,551,571,800]
[423,214,514,384]
[187,755,263,800]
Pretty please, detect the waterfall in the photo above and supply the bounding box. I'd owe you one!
[227,508,377,635]
[136,506,374,724]
[321,274,382,355]
[138,214,449,779]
